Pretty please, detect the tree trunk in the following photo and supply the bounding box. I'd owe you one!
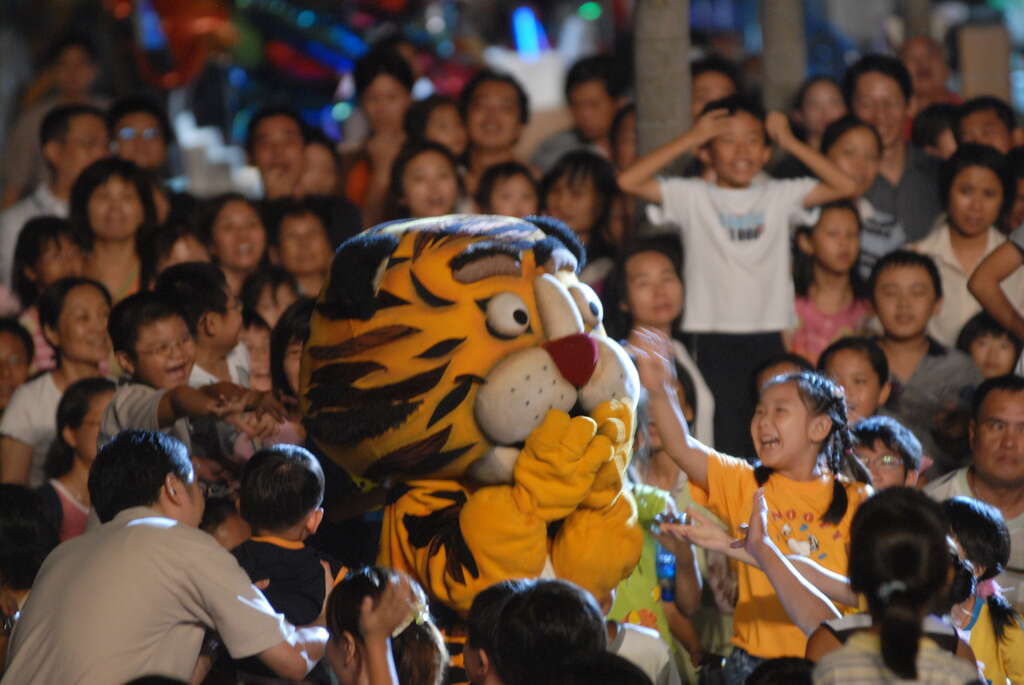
[760,0,806,112]
[633,0,690,157]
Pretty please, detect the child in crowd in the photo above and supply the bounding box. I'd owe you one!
[602,585,683,685]
[12,216,85,371]
[811,488,981,683]
[618,95,856,457]
[773,76,847,178]
[850,415,922,489]
[942,496,1024,684]
[911,103,958,160]
[387,141,462,220]
[200,496,251,551]
[604,235,715,445]
[199,193,268,296]
[789,200,871,364]
[869,250,981,474]
[37,377,114,540]
[240,310,271,391]
[269,297,315,445]
[0,277,110,487]
[298,129,344,197]
[99,291,278,451]
[404,94,468,158]
[232,444,346,681]
[630,328,870,683]
[817,337,891,424]
[751,353,813,403]
[465,579,534,685]
[542,150,620,287]
[0,319,32,419]
[473,161,539,218]
[953,95,1018,155]
[241,266,299,329]
[909,143,1022,347]
[266,198,334,296]
[148,219,211,278]
[956,311,1021,379]
[325,567,447,685]
[689,56,740,123]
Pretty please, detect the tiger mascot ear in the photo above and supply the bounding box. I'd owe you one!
[317,232,401,321]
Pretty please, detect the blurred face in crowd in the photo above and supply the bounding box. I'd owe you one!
[544,173,599,244]
[0,332,30,411]
[47,113,109,188]
[88,175,144,243]
[826,125,881,197]
[113,111,167,171]
[702,111,770,188]
[155,234,210,276]
[206,288,244,352]
[623,250,683,333]
[298,142,339,196]
[487,173,538,217]
[957,109,1015,155]
[947,165,1003,238]
[900,36,948,100]
[27,235,84,289]
[466,80,523,153]
[970,388,1024,489]
[872,264,940,341]
[274,211,332,281]
[401,149,459,218]
[65,390,114,466]
[854,439,915,490]
[424,103,467,158]
[796,80,846,142]
[241,324,271,392]
[53,44,98,98]
[123,315,194,389]
[45,284,111,366]
[851,71,908,151]
[250,115,305,198]
[691,70,736,121]
[569,79,618,143]
[802,207,860,278]
[363,73,412,135]
[284,336,304,396]
[968,333,1017,379]
[821,348,889,425]
[209,200,267,276]
[256,282,298,329]
[754,361,806,396]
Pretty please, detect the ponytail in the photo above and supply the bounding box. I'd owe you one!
[986,592,1020,642]
[878,584,923,679]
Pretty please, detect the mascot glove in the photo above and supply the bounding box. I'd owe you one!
[511,408,617,522]
[580,399,635,510]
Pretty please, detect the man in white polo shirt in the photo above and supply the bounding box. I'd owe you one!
[2,430,327,685]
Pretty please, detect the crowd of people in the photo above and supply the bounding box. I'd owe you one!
[0,24,1023,685]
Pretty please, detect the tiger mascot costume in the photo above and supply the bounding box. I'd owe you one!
[301,214,644,616]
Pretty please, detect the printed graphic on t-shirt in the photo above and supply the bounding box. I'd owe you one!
[858,208,906,279]
[718,210,766,242]
[768,506,840,562]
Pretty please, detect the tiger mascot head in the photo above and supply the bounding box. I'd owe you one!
[300,214,640,488]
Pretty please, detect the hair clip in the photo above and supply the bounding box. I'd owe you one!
[876,579,907,602]
[391,597,430,637]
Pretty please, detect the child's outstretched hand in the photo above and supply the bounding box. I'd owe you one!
[627,327,677,394]
[359,571,421,641]
[692,107,731,146]
[765,112,797,149]
[659,506,738,555]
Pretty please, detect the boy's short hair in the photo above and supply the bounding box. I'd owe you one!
[843,54,913,104]
[244,106,306,155]
[956,311,1024,360]
[107,94,175,144]
[460,69,530,124]
[868,249,943,302]
[818,336,890,386]
[108,291,187,356]
[852,415,923,472]
[154,262,230,332]
[40,103,105,149]
[954,96,1016,143]
[354,47,415,98]
[564,54,628,100]
[89,430,192,523]
[699,93,766,124]
[820,115,883,157]
[691,55,742,92]
[492,579,607,685]
[467,578,534,651]
[242,308,270,331]
[474,161,537,212]
[262,196,332,246]
[239,445,325,533]
[911,103,957,150]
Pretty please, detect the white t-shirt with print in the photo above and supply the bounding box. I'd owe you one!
[656,176,817,334]
[0,372,62,486]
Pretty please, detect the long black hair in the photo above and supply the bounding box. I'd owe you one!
[755,372,870,524]
[540,150,619,263]
[43,377,116,479]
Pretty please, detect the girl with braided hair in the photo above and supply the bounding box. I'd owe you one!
[630,329,871,684]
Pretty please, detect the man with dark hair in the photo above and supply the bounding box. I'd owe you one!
[844,54,942,243]
[246,105,308,200]
[0,103,108,285]
[107,94,175,173]
[926,374,1024,611]
[465,578,535,684]
[530,54,628,172]
[954,95,1020,155]
[3,430,327,684]
[461,70,531,194]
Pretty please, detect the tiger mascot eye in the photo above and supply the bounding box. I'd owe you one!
[301,214,644,614]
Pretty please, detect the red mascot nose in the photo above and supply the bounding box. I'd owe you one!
[542,333,599,389]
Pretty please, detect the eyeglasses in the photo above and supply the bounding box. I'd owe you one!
[137,335,193,358]
[116,126,161,141]
[859,453,904,470]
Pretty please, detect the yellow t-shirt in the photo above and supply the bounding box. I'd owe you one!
[969,599,1024,685]
[689,451,871,659]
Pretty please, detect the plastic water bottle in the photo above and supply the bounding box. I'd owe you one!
[655,542,675,602]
